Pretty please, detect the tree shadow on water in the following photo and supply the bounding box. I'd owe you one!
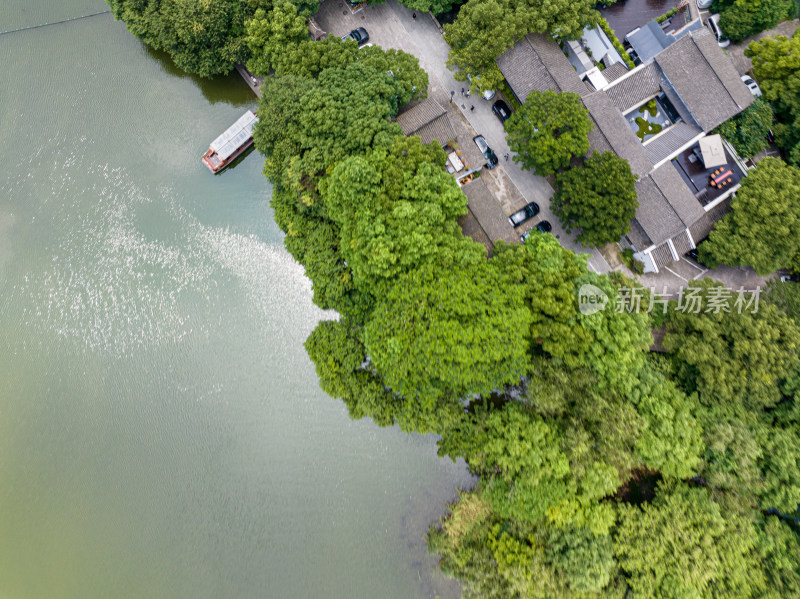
[143,45,255,107]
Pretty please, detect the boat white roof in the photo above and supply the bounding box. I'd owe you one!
[210,111,258,160]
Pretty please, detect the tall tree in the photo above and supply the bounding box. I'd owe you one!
[363,259,532,404]
[699,157,800,274]
[245,3,310,77]
[503,90,592,176]
[715,98,774,159]
[324,136,470,292]
[615,482,765,598]
[551,151,638,247]
[746,30,800,166]
[719,0,794,43]
[663,280,800,412]
[444,0,597,86]
[108,0,273,77]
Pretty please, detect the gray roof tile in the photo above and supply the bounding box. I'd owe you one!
[497,37,558,103]
[605,62,662,112]
[395,97,447,135]
[582,91,653,177]
[644,121,703,165]
[651,161,705,226]
[414,115,456,147]
[634,174,686,245]
[655,29,753,131]
[603,61,630,83]
[462,179,519,245]
[527,34,589,97]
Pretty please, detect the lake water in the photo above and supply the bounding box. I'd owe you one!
[0,2,472,597]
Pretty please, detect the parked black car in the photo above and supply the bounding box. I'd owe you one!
[509,202,540,227]
[685,236,709,266]
[520,220,551,241]
[492,100,512,123]
[341,27,369,45]
[473,135,498,169]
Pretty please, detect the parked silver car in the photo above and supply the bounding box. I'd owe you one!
[707,14,730,48]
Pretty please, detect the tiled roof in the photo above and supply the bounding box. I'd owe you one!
[691,29,754,112]
[603,62,630,84]
[651,161,705,226]
[497,37,558,103]
[395,98,447,135]
[582,91,653,177]
[655,29,753,131]
[634,174,686,246]
[659,76,700,128]
[461,179,518,245]
[605,62,662,112]
[414,115,456,147]
[527,34,590,97]
[626,218,653,250]
[497,34,590,103]
[644,121,703,165]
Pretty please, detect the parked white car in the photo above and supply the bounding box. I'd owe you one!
[697,0,713,9]
[707,14,730,48]
[741,75,762,97]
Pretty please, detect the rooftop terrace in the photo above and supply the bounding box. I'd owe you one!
[672,142,745,206]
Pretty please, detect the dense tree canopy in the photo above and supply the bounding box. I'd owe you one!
[107,0,279,77]
[718,0,795,43]
[715,98,774,159]
[551,151,638,247]
[324,136,469,291]
[747,30,800,166]
[699,157,800,274]
[503,90,593,175]
[363,258,532,404]
[664,279,800,412]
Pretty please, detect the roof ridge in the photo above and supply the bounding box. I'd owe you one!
[688,30,740,110]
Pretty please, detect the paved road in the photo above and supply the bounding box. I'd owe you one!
[315,0,612,273]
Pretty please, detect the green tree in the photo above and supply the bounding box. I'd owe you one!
[444,0,521,88]
[615,482,764,598]
[747,30,800,166]
[663,280,800,412]
[551,151,638,247]
[628,368,704,479]
[764,276,800,325]
[503,90,592,175]
[363,259,532,404]
[244,3,309,77]
[699,158,800,274]
[546,526,614,593]
[715,98,774,159]
[493,235,652,393]
[108,0,273,77]
[398,0,457,15]
[444,0,597,86]
[324,136,470,292]
[719,0,794,43]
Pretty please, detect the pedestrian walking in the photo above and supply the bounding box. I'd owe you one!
[412,12,416,20]
[470,105,474,112]
[461,87,465,95]
[504,153,509,161]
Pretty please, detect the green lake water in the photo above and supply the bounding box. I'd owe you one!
[0,2,472,597]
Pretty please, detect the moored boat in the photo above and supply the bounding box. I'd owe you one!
[202,111,258,173]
